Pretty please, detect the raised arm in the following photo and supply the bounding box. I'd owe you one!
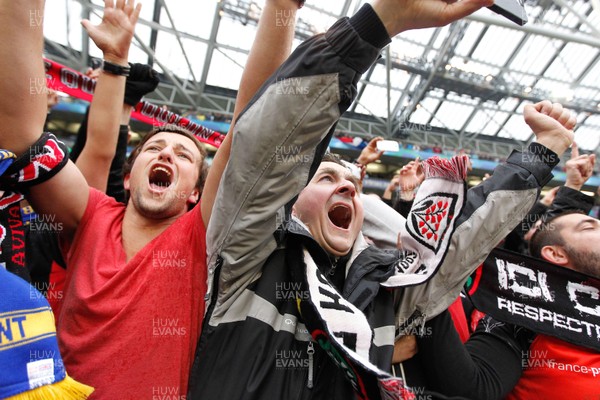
[552,142,596,209]
[0,0,142,238]
[0,0,47,154]
[76,0,141,192]
[201,0,300,227]
[202,0,492,228]
[0,0,86,237]
[206,0,494,308]
[395,101,577,327]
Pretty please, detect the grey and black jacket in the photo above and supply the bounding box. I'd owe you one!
[188,6,558,400]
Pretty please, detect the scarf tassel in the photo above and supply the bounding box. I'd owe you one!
[422,155,469,182]
[6,375,94,400]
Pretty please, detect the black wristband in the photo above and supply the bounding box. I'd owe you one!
[102,60,130,77]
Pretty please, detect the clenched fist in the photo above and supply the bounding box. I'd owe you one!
[524,101,576,157]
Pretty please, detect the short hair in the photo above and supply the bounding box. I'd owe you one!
[320,152,362,190]
[123,124,209,201]
[529,210,585,258]
[321,152,345,167]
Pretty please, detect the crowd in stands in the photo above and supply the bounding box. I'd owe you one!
[337,132,600,168]
[191,111,232,124]
[0,0,598,399]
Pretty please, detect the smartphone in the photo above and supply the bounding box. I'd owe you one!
[489,0,528,26]
[376,140,400,153]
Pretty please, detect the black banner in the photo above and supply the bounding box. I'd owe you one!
[467,248,600,352]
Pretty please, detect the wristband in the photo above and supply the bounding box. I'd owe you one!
[102,60,130,77]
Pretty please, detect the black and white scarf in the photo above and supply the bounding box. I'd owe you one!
[292,156,469,399]
[468,248,600,352]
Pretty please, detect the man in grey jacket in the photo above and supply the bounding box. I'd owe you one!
[189,0,577,398]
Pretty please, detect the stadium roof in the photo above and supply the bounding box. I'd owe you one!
[44,0,600,156]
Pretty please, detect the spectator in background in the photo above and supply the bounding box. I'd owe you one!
[398,142,598,400]
[382,157,423,218]
[413,208,600,400]
[507,142,596,254]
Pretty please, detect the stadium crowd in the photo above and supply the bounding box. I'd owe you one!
[0,0,598,399]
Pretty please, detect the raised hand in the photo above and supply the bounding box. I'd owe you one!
[371,0,494,36]
[399,157,424,192]
[81,0,142,64]
[565,142,596,190]
[524,100,576,157]
[357,137,385,166]
[539,185,559,207]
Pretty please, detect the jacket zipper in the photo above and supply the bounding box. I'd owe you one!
[306,341,314,389]
[328,257,339,276]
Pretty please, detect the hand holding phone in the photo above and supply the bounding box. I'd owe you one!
[489,0,528,25]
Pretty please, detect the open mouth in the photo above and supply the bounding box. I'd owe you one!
[148,166,173,191]
[328,204,352,229]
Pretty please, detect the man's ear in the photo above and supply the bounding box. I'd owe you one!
[188,188,200,205]
[123,173,131,191]
[540,245,570,266]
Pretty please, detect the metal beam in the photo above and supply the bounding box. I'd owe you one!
[425,91,447,127]
[45,39,80,66]
[350,65,376,113]
[552,0,600,38]
[340,0,353,17]
[492,99,524,139]
[73,0,245,55]
[487,30,531,140]
[386,47,392,135]
[466,13,600,49]
[197,1,224,101]
[133,32,198,107]
[458,98,484,147]
[447,51,600,92]
[158,0,200,85]
[574,52,600,85]
[417,98,462,140]
[521,5,594,142]
[77,0,199,108]
[147,0,162,66]
[80,0,90,70]
[465,25,489,59]
[390,27,442,126]
[395,22,465,134]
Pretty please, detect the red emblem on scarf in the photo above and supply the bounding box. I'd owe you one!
[407,193,458,253]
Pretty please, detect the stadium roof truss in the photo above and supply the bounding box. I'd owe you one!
[44,0,600,158]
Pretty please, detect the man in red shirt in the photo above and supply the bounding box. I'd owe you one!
[508,211,600,399]
[0,0,301,397]
[0,0,208,398]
